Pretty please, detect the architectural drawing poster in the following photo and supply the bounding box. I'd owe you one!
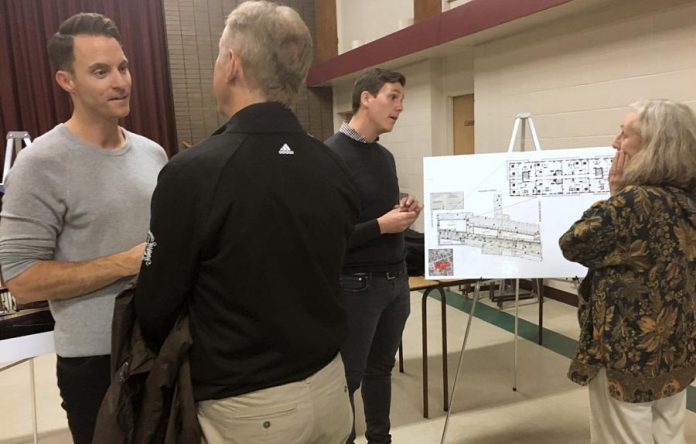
[423,147,615,279]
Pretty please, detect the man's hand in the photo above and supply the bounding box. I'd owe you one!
[398,195,424,215]
[377,208,418,234]
[378,195,423,234]
[608,150,627,195]
[112,242,146,276]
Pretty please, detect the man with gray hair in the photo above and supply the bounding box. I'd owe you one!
[134,2,359,443]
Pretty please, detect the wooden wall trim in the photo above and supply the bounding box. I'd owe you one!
[414,0,441,23]
[307,0,574,86]
[314,0,338,63]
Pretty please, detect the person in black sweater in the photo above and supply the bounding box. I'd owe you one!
[134,2,359,443]
[325,68,423,444]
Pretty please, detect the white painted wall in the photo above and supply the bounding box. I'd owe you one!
[468,0,696,289]
[334,0,696,164]
[473,0,696,153]
[336,0,413,54]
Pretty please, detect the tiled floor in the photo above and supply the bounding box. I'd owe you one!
[0,353,70,444]
[353,287,696,443]
[2,288,696,443]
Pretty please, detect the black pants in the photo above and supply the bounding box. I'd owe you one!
[339,271,410,444]
[56,354,111,444]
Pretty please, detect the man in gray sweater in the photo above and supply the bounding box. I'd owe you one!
[0,13,167,444]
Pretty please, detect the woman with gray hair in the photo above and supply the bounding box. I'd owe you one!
[560,99,696,443]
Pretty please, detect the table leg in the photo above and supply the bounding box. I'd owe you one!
[439,287,448,411]
[537,279,544,345]
[398,341,404,373]
[421,289,430,418]
[513,279,519,392]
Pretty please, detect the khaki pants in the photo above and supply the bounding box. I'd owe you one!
[197,354,352,444]
[589,368,686,444]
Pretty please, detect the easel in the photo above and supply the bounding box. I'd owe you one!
[3,131,32,187]
[440,113,542,444]
[506,112,541,393]
[1,131,38,444]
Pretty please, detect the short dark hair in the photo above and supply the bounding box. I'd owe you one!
[351,68,406,114]
[47,13,123,72]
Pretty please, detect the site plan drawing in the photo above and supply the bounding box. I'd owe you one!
[424,147,615,279]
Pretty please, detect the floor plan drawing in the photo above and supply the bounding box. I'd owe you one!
[435,193,542,261]
[423,146,614,279]
[430,191,466,227]
[508,156,613,196]
[430,192,466,211]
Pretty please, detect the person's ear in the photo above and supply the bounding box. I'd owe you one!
[225,49,243,83]
[55,70,75,94]
[360,90,372,108]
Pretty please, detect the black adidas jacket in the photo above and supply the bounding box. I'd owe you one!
[134,102,360,402]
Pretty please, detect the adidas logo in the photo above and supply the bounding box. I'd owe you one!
[278,143,294,155]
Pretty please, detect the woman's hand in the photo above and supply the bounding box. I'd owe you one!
[608,149,627,195]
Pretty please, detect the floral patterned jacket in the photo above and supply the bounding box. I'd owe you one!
[559,184,696,402]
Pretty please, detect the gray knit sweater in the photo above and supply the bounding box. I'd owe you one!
[0,124,167,357]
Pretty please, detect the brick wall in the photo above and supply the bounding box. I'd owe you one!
[163,0,335,146]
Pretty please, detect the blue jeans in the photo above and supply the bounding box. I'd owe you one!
[339,270,410,444]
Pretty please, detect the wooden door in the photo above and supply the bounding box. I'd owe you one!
[453,94,474,155]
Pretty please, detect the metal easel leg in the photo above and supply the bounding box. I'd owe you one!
[537,278,544,345]
[440,279,481,444]
[507,113,541,153]
[29,359,38,444]
[3,138,13,184]
[3,131,32,185]
[505,111,539,390]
